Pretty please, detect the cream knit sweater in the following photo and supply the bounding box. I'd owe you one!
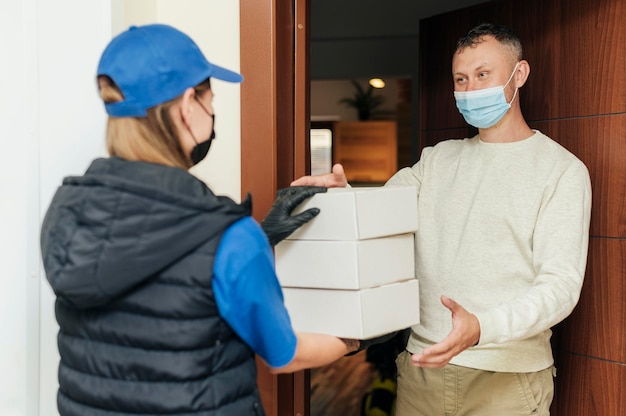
[387,130,591,372]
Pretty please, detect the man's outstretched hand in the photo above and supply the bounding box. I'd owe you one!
[411,296,480,368]
[291,164,348,188]
[261,186,327,246]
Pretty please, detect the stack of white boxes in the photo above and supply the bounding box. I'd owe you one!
[275,186,420,340]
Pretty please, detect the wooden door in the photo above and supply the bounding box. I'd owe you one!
[240,0,311,415]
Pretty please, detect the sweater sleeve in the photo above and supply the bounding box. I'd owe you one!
[386,146,432,189]
[476,160,592,345]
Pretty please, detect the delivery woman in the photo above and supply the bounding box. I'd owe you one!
[40,23,358,416]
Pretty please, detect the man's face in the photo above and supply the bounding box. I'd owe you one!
[452,36,516,93]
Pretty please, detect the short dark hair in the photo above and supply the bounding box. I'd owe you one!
[456,22,523,61]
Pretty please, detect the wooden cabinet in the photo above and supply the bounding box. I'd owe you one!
[333,120,397,183]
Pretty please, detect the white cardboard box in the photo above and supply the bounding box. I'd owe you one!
[288,186,418,241]
[282,279,420,339]
[275,233,415,289]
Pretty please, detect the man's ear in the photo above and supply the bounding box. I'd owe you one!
[515,60,530,88]
[179,87,197,126]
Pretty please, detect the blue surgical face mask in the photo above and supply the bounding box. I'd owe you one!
[454,62,520,129]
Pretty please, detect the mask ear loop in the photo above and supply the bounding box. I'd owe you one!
[186,94,214,146]
[507,87,519,106]
[193,94,215,134]
[505,62,521,106]
[179,92,200,147]
[184,117,201,147]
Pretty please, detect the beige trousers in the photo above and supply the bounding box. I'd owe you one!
[395,350,555,416]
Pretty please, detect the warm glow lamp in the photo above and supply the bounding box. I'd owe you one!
[369,78,385,88]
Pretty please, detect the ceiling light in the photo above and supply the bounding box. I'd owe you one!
[369,78,385,88]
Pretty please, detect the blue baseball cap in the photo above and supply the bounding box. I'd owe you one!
[97,24,243,117]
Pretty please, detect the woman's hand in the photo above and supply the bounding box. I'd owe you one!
[260,186,327,246]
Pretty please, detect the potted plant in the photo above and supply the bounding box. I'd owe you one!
[338,80,385,121]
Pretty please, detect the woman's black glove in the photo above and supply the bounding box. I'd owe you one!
[261,186,327,246]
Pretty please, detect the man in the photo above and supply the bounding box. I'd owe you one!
[293,23,591,415]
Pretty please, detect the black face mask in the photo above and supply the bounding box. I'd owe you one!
[190,114,215,165]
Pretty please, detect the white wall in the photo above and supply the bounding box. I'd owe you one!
[112,0,242,200]
[159,1,242,202]
[2,1,112,415]
[0,4,40,415]
[0,1,241,415]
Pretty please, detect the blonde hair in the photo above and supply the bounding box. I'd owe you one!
[99,76,211,170]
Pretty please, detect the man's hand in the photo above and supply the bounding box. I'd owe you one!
[291,164,348,188]
[261,186,327,246]
[411,296,480,368]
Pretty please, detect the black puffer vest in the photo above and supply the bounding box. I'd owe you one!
[40,157,264,415]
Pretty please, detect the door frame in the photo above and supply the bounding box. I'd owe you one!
[240,0,311,414]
